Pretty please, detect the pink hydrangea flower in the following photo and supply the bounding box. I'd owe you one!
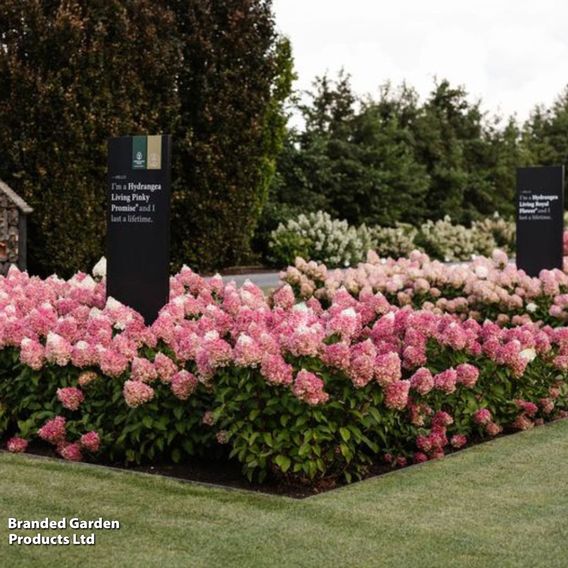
[80,431,100,453]
[261,353,293,386]
[98,348,129,377]
[409,367,434,395]
[216,431,229,444]
[283,322,324,358]
[409,401,430,426]
[56,387,84,411]
[402,344,427,368]
[416,435,433,453]
[553,355,568,371]
[38,416,66,444]
[348,340,377,387]
[272,285,295,310]
[202,411,215,426]
[450,434,467,449]
[78,371,98,387]
[384,380,410,410]
[170,370,198,400]
[234,334,263,367]
[6,437,28,453]
[292,370,329,406]
[322,342,351,372]
[455,363,479,388]
[540,397,555,414]
[45,332,72,366]
[58,442,83,462]
[417,429,448,455]
[433,369,457,394]
[432,411,454,428]
[326,307,362,340]
[395,456,407,467]
[131,357,158,383]
[70,340,95,367]
[153,353,178,383]
[19,338,44,370]
[515,399,538,417]
[375,352,402,386]
[473,408,492,426]
[512,414,534,431]
[196,334,232,378]
[486,421,502,436]
[414,452,428,463]
[439,322,467,350]
[123,380,155,408]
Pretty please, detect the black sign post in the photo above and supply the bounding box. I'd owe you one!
[516,165,564,277]
[107,135,171,324]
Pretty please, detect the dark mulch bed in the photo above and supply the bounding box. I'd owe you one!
[4,423,556,499]
[4,441,397,499]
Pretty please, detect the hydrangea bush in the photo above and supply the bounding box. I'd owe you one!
[269,210,515,267]
[269,211,376,267]
[1,264,568,485]
[416,215,497,261]
[371,223,418,259]
[282,249,568,327]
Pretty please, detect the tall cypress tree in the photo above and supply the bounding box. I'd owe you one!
[167,0,293,271]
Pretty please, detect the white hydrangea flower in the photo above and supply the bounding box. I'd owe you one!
[105,296,123,311]
[526,302,538,313]
[519,348,537,362]
[92,257,107,279]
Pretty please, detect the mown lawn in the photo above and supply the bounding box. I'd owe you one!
[2,420,568,568]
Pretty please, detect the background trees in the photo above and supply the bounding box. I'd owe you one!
[258,73,568,262]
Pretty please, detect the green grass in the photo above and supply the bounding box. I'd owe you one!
[2,421,568,568]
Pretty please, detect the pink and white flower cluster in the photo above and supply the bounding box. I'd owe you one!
[281,251,568,325]
[35,415,100,461]
[2,262,567,412]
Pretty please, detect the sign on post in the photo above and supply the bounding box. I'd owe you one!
[516,165,564,277]
[107,135,172,324]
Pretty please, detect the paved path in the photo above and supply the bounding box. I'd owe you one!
[219,271,281,289]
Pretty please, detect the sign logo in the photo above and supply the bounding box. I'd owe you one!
[147,136,162,170]
[132,135,161,170]
[132,136,147,169]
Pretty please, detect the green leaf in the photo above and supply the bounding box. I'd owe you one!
[340,443,353,462]
[298,443,311,457]
[368,407,382,423]
[263,432,273,447]
[274,454,291,473]
[339,427,351,442]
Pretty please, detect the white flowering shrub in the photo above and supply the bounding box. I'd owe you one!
[417,216,497,261]
[268,211,374,268]
[472,213,515,252]
[371,223,418,258]
[269,211,515,266]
